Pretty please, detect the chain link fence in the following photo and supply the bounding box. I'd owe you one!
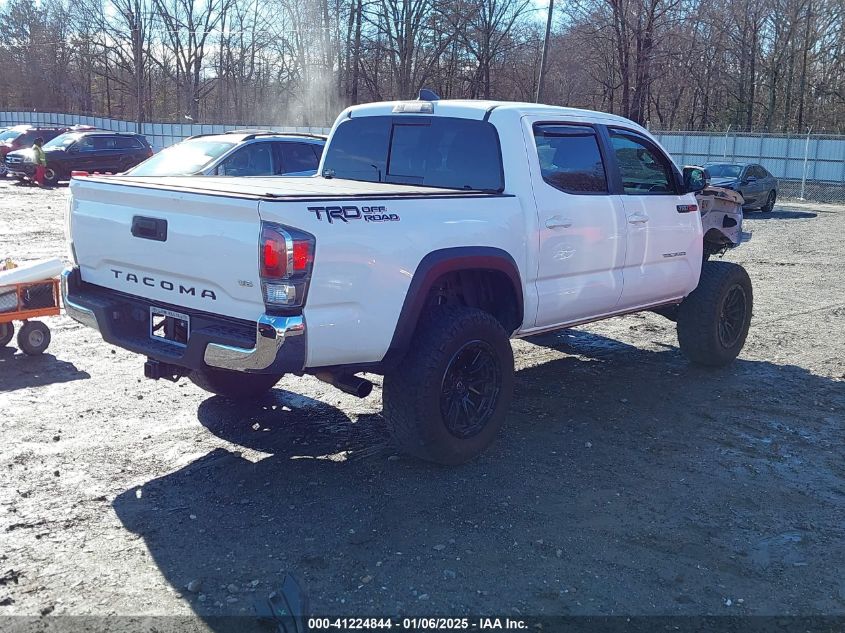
[653,129,845,204]
[0,111,331,153]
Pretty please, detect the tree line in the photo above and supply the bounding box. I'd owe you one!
[0,0,843,132]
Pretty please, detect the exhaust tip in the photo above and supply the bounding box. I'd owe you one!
[315,372,373,398]
[355,379,373,398]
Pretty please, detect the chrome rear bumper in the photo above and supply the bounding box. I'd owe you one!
[61,268,305,374]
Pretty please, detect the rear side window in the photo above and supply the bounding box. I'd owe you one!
[114,136,142,149]
[533,124,607,193]
[323,116,504,191]
[609,129,676,195]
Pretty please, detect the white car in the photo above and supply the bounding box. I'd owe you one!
[63,96,752,464]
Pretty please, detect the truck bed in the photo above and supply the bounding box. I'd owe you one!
[81,175,504,200]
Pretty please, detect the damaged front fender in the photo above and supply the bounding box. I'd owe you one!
[697,186,751,257]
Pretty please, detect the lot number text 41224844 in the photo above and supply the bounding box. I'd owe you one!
[307,617,528,630]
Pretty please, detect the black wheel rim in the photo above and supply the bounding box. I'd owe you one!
[440,340,502,439]
[718,284,747,348]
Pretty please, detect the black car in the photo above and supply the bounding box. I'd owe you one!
[4,131,153,186]
[703,162,778,212]
[0,125,67,177]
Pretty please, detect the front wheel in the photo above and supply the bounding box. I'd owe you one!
[188,367,282,399]
[43,168,61,186]
[676,261,752,367]
[383,306,514,465]
[761,190,776,213]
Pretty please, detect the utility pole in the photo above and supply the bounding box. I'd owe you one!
[535,0,555,103]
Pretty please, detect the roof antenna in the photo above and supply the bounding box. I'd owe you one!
[418,89,440,102]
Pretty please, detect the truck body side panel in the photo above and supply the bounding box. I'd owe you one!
[258,195,529,368]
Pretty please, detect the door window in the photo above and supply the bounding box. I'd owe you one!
[278,142,320,174]
[217,143,273,176]
[749,165,767,179]
[92,136,115,150]
[609,130,676,195]
[533,124,608,193]
[75,137,96,152]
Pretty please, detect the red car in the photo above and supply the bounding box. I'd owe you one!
[0,126,67,177]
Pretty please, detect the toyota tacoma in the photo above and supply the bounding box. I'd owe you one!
[63,96,752,464]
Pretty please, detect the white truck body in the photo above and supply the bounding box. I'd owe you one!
[65,101,703,370]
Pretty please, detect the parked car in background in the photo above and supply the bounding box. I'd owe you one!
[0,126,67,177]
[126,131,326,177]
[703,162,778,212]
[4,130,153,186]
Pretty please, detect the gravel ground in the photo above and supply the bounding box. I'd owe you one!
[0,178,843,625]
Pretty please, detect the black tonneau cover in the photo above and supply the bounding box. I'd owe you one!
[77,175,506,201]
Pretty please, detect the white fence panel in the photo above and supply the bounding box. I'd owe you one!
[0,111,330,153]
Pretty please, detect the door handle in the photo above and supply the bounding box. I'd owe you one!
[545,216,573,229]
[628,213,649,224]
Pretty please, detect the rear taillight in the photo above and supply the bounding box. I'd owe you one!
[260,222,315,309]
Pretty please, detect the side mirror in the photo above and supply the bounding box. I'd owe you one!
[683,166,708,193]
[745,175,757,184]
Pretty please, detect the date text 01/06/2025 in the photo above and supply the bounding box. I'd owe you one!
[307,617,528,630]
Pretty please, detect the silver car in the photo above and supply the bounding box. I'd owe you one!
[127,131,325,177]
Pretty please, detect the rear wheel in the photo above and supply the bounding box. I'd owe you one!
[383,306,514,465]
[0,322,14,347]
[676,261,752,367]
[17,320,51,355]
[188,367,282,399]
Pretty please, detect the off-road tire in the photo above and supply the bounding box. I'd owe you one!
[383,306,514,465]
[17,320,51,355]
[762,190,776,213]
[677,261,752,367]
[0,322,14,347]
[188,367,282,399]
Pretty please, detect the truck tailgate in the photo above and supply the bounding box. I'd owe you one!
[69,178,264,322]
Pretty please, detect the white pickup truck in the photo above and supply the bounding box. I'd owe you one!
[63,97,752,464]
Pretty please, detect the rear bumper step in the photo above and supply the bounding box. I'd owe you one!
[61,267,305,374]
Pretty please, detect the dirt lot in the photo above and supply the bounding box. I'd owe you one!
[1,178,843,625]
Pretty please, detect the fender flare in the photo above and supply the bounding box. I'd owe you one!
[381,246,524,367]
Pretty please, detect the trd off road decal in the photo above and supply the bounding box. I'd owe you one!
[307,205,400,224]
